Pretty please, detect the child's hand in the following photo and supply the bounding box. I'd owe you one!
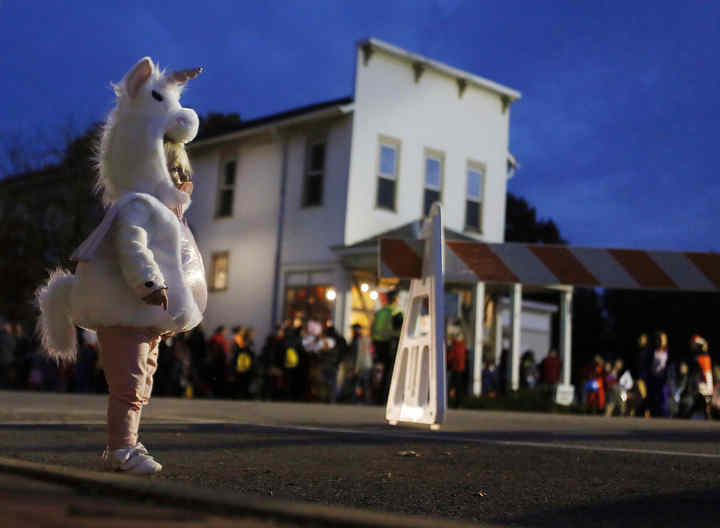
[143,288,169,311]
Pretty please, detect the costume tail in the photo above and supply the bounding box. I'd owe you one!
[35,268,77,362]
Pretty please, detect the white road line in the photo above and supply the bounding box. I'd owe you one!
[5,411,720,460]
[259,423,720,460]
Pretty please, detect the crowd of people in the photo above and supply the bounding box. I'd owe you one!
[0,314,392,405]
[580,331,720,419]
[3,308,718,420]
[444,332,566,406]
[443,325,720,421]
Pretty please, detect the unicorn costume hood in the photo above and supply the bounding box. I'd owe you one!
[36,57,207,361]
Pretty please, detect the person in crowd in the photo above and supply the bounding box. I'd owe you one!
[334,324,357,402]
[540,349,562,387]
[155,335,176,396]
[604,359,626,416]
[446,324,467,408]
[231,326,255,399]
[689,335,713,419]
[186,325,209,397]
[171,333,193,397]
[325,326,345,402]
[55,351,76,393]
[0,317,17,389]
[207,326,229,398]
[668,361,694,418]
[498,349,509,394]
[76,329,99,393]
[370,290,402,404]
[315,326,345,403]
[350,324,374,404]
[481,358,498,397]
[647,331,671,417]
[283,324,305,401]
[12,322,33,390]
[302,320,336,402]
[519,350,538,389]
[711,365,720,419]
[260,326,286,400]
[584,355,606,413]
[629,333,651,417]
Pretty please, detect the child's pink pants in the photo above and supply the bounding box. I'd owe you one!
[96,326,162,449]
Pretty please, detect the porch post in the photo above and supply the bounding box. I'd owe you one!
[494,299,503,366]
[560,288,573,386]
[510,283,522,392]
[334,268,351,338]
[472,282,485,397]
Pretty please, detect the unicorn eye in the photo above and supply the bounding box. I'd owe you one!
[151,90,164,102]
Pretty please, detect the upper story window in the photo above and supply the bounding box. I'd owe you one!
[210,251,229,291]
[302,140,326,207]
[465,162,485,232]
[376,135,400,211]
[423,149,444,217]
[216,159,236,218]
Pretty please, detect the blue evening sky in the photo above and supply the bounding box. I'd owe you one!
[1,1,718,252]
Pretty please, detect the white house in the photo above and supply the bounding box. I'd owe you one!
[186,39,561,393]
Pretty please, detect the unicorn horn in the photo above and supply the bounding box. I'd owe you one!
[168,67,203,84]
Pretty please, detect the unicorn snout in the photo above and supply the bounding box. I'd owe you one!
[165,108,199,144]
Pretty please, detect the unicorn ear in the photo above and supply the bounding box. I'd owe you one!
[124,57,153,99]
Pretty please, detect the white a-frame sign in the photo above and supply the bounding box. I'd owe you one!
[385,203,446,427]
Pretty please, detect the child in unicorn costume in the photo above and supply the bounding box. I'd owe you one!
[36,57,207,475]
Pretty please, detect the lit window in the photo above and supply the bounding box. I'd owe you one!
[210,251,229,291]
[423,150,444,216]
[216,160,236,218]
[376,136,400,211]
[303,141,326,207]
[465,162,485,231]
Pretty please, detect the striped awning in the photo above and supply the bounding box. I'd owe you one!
[379,238,720,291]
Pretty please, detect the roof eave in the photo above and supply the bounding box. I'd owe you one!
[359,38,521,102]
[188,103,354,152]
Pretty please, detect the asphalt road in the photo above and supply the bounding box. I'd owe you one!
[2,390,720,527]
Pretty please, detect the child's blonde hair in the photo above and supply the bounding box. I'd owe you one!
[164,140,193,184]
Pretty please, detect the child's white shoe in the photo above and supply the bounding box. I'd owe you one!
[102,442,162,475]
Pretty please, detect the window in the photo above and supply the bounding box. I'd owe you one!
[465,162,485,231]
[210,251,229,291]
[216,160,236,218]
[302,141,326,207]
[284,270,336,326]
[376,136,400,211]
[423,149,444,217]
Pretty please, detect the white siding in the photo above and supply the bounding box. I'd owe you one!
[281,115,353,264]
[187,138,283,340]
[345,47,512,244]
[187,41,518,342]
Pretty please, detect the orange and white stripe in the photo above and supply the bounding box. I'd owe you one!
[379,238,720,291]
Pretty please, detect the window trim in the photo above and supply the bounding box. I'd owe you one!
[375,134,401,212]
[301,136,327,208]
[215,156,237,219]
[422,147,445,217]
[209,250,230,292]
[464,160,486,233]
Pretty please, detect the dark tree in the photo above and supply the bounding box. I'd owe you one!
[505,193,565,245]
[504,192,608,381]
[0,125,103,322]
[195,112,243,141]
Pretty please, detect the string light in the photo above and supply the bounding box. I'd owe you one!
[369,290,378,300]
[361,283,369,292]
[326,289,337,301]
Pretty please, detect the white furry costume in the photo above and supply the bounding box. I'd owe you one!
[36,57,207,362]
